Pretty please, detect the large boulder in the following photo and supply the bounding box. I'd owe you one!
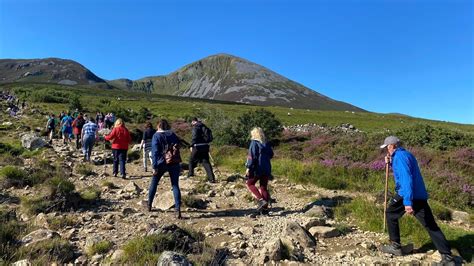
[21,229,60,247]
[153,190,176,210]
[21,132,47,150]
[262,238,286,262]
[156,251,190,266]
[282,221,316,249]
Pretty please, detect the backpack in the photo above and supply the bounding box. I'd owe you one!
[201,125,213,143]
[162,133,182,165]
[47,118,55,129]
[76,117,85,128]
[64,117,72,127]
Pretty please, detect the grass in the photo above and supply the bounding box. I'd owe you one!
[190,182,210,195]
[47,215,77,231]
[79,186,101,202]
[16,238,75,264]
[0,207,27,263]
[119,234,176,264]
[182,195,207,209]
[101,181,117,189]
[76,163,95,176]
[0,166,29,188]
[87,240,113,256]
[334,197,474,261]
[21,195,51,215]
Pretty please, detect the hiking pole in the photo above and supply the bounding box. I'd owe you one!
[383,160,389,232]
[208,153,222,177]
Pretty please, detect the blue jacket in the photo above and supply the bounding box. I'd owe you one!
[151,130,180,169]
[245,140,274,176]
[391,147,428,206]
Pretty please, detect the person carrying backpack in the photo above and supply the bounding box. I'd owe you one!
[81,118,98,162]
[105,118,132,179]
[188,118,215,183]
[45,114,56,144]
[60,112,73,144]
[245,127,274,214]
[140,122,156,172]
[148,119,183,219]
[72,113,86,150]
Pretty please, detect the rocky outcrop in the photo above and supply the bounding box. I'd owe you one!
[20,132,47,150]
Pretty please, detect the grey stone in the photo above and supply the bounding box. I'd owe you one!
[154,190,176,210]
[85,235,102,249]
[264,238,286,261]
[302,218,326,229]
[452,210,470,225]
[21,132,47,150]
[34,213,49,228]
[124,181,142,194]
[12,259,31,266]
[21,229,60,247]
[309,226,340,238]
[111,249,125,262]
[224,190,235,197]
[305,205,327,218]
[156,251,190,266]
[282,221,316,249]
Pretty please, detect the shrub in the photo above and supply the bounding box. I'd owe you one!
[395,124,473,150]
[0,166,30,188]
[87,240,113,256]
[127,150,141,162]
[21,196,51,215]
[17,238,75,263]
[29,88,72,103]
[231,109,283,147]
[68,95,83,111]
[47,215,77,231]
[182,195,207,209]
[0,208,26,262]
[47,176,75,197]
[120,234,175,264]
[0,142,24,156]
[135,107,153,123]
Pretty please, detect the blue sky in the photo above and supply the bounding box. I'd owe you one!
[1,0,473,124]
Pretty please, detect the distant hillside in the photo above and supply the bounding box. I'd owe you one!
[114,54,364,112]
[0,58,109,87]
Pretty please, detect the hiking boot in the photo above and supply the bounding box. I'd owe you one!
[261,207,270,216]
[256,199,268,212]
[430,254,455,266]
[380,242,402,256]
[121,175,127,180]
[175,210,182,220]
[113,173,117,177]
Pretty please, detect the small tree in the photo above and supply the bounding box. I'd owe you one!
[232,109,283,147]
[68,95,82,111]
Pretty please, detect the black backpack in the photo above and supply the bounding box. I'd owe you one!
[201,125,213,143]
[47,118,55,129]
[76,117,85,128]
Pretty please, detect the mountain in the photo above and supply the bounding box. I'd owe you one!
[0,58,109,87]
[0,55,364,111]
[116,54,364,111]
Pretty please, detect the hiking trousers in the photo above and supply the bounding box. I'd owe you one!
[112,149,127,177]
[188,146,215,182]
[148,163,181,211]
[246,175,270,202]
[386,196,451,255]
[82,135,95,161]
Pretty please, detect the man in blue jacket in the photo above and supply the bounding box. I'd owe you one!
[380,136,453,263]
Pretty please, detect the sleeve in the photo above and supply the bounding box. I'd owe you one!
[104,128,116,141]
[393,155,414,206]
[191,126,198,146]
[151,133,160,168]
[245,141,257,169]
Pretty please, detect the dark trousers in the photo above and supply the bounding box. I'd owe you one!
[188,146,215,182]
[112,149,127,177]
[75,133,81,149]
[386,196,451,255]
[246,175,270,201]
[148,163,181,211]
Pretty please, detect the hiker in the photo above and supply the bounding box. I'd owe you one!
[96,112,104,125]
[60,112,73,144]
[58,111,65,138]
[81,118,98,162]
[245,127,274,214]
[140,122,156,172]
[72,113,86,150]
[380,136,454,263]
[72,108,79,119]
[45,114,56,144]
[148,119,183,219]
[105,118,132,179]
[188,118,216,183]
[105,113,113,129]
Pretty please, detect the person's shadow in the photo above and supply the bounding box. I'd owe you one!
[415,233,473,264]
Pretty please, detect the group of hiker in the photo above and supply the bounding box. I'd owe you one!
[42,111,455,264]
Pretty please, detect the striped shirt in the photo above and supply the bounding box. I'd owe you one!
[82,122,98,136]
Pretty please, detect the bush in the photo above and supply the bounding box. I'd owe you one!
[29,88,73,103]
[395,124,473,150]
[47,176,75,197]
[0,208,26,262]
[87,240,113,256]
[0,166,29,188]
[120,234,176,264]
[68,95,83,111]
[182,195,207,209]
[47,215,76,231]
[0,142,24,156]
[135,107,153,123]
[127,150,141,162]
[231,109,283,147]
[21,196,51,215]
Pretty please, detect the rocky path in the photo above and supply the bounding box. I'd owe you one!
[6,139,468,265]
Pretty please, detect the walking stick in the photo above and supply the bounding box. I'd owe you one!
[383,161,389,232]
[208,153,222,177]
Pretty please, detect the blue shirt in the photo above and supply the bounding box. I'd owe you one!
[82,122,98,136]
[151,130,180,168]
[391,147,429,206]
[61,116,73,128]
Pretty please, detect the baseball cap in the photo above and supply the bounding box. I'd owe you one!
[380,136,400,149]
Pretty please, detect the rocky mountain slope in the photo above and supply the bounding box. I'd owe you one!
[120,54,364,111]
[0,58,109,87]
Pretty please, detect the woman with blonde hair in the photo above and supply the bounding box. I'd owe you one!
[245,127,274,214]
[105,118,132,179]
